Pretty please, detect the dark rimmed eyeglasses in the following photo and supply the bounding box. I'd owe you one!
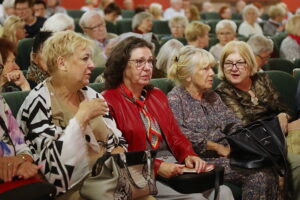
[128,58,156,70]
[224,61,247,71]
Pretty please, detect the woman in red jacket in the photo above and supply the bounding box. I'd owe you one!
[102,36,234,200]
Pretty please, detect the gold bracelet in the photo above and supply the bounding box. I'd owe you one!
[16,154,27,162]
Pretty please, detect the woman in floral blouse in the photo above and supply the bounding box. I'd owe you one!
[167,45,279,200]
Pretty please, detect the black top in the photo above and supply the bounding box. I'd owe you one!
[25,17,46,38]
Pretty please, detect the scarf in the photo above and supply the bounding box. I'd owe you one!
[289,34,300,46]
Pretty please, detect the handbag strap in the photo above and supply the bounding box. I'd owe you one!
[212,166,221,200]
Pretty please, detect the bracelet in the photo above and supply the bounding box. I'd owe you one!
[16,154,27,162]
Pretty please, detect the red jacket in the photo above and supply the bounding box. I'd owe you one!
[102,87,198,173]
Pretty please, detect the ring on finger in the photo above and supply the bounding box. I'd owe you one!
[7,162,12,167]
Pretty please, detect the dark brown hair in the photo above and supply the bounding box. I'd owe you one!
[15,0,34,8]
[0,38,17,64]
[104,36,153,89]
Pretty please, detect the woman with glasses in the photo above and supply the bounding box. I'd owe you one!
[0,38,31,92]
[215,40,300,199]
[102,36,234,200]
[168,45,279,200]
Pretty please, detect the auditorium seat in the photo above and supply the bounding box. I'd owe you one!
[16,38,34,70]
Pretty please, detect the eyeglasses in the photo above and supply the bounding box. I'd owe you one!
[217,32,233,36]
[128,58,156,70]
[84,23,105,31]
[224,61,247,71]
[257,54,271,61]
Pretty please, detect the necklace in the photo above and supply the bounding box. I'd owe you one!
[248,90,258,105]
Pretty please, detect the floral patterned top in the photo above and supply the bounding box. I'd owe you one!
[0,96,31,157]
[168,87,242,157]
[215,73,292,124]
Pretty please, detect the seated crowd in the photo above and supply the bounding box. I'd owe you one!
[1,0,300,200]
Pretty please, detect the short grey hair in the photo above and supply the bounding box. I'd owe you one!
[132,11,153,30]
[79,10,103,29]
[168,16,188,29]
[41,13,75,32]
[247,34,274,55]
[156,39,184,73]
[215,19,237,33]
[242,4,259,19]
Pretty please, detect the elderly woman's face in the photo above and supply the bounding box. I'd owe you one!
[123,47,153,87]
[63,46,95,87]
[138,17,153,33]
[189,65,215,92]
[3,52,19,76]
[245,9,258,24]
[221,8,232,19]
[170,23,185,38]
[217,27,235,46]
[223,51,251,86]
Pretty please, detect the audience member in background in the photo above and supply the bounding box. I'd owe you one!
[263,4,285,36]
[252,2,264,22]
[104,2,121,24]
[184,4,200,21]
[99,0,114,10]
[123,0,134,10]
[33,0,46,18]
[278,2,293,21]
[81,0,100,12]
[280,15,300,62]
[41,13,74,32]
[0,53,38,183]
[168,45,280,200]
[247,34,273,71]
[296,8,300,16]
[156,39,183,77]
[102,36,234,200]
[201,1,215,12]
[17,31,127,197]
[185,21,210,49]
[182,0,191,9]
[167,16,188,39]
[2,15,26,46]
[238,4,263,38]
[235,0,246,15]
[148,3,164,20]
[209,19,237,61]
[215,40,300,200]
[132,11,153,34]
[164,0,185,20]
[45,0,66,17]
[80,10,117,67]
[26,31,52,85]
[0,38,31,92]
[134,5,147,14]
[0,0,15,24]
[219,5,232,20]
[15,0,46,38]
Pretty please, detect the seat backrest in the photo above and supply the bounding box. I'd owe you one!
[271,32,288,57]
[203,19,219,34]
[2,91,30,118]
[265,58,295,74]
[106,21,118,34]
[116,19,132,34]
[67,9,84,18]
[201,12,220,20]
[293,68,300,82]
[90,67,105,83]
[160,37,187,46]
[121,10,135,19]
[16,38,34,70]
[294,59,300,69]
[152,20,171,35]
[74,18,83,33]
[265,70,297,112]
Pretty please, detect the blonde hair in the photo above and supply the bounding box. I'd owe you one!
[268,4,285,19]
[218,41,258,80]
[285,15,300,36]
[168,45,216,87]
[2,15,25,44]
[42,31,93,74]
[148,3,163,19]
[185,21,210,42]
[132,11,153,30]
[168,16,189,29]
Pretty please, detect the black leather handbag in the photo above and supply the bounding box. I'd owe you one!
[157,166,224,200]
[226,116,288,175]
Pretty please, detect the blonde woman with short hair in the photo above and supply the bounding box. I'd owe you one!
[185,21,210,48]
[263,4,286,36]
[2,15,26,45]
